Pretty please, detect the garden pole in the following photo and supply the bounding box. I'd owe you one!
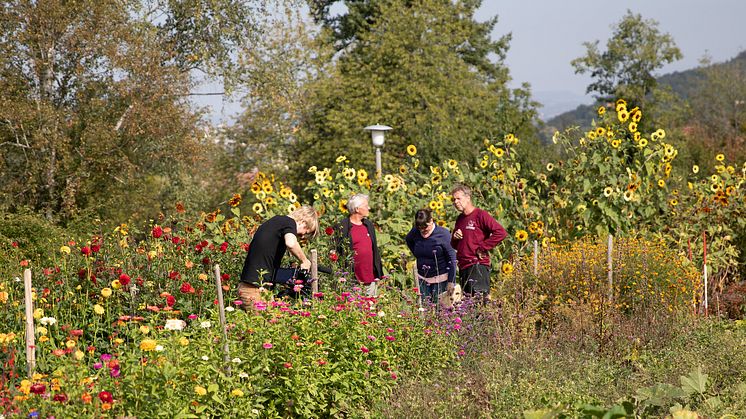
[607,235,613,303]
[311,249,319,294]
[414,264,422,310]
[213,264,231,374]
[533,240,538,275]
[23,268,36,377]
[703,231,708,317]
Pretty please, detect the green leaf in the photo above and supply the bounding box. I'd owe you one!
[680,366,708,395]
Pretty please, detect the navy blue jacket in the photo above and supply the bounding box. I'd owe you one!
[405,225,457,283]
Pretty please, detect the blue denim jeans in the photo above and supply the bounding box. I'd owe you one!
[418,279,449,306]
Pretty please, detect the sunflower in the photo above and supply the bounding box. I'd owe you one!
[264,196,276,206]
[228,193,242,207]
[447,159,458,169]
[603,187,613,197]
[595,127,606,136]
[623,190,634,201]
[611,140,621,149]
[669,199,678,207]
[541,237,551,248]
[495,148,505,158]
[515,230,528,242]
[428,200,438,210]
[437,220,447,227]
[501,262,514,275]
[633,132,641,142]
[617,110,629,122]
[288,193,297,203]
[256,190,266,200]
[315,172,326,185]
[711,174,719,183]
[597,106,606,116]
[338,199,348,213]
[262,182,273,194]
[655,129,666,139]
[528,222,538,234]
[479,159,488,169]
[252,203,263,214]
[336,155,347,163]
[406,145,417,156]
[431,174,442,185]
[628,122,638,133]
[616,98,627,107]
[710,183,720,192]
[657,179,666,188]
[606,129,615,139]
[725,186,735,196]
[343,168,356,180]
[399,165,407,174]
[631,110,642,122]
[638,138,648,148]
[715,153,725,162]
[546,163,554,172]
[250,182,262,194]
[588,131,597,140]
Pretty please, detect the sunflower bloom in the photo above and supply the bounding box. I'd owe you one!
[597,106,606,116]
[603,187,613,197]
[501,262,514,275]
[406,145,417,156]
[715,153,725,162]
[515,230,528,242]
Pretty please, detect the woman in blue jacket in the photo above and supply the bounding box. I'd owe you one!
[405,208,458,305]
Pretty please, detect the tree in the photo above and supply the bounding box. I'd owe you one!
[0,0,276,222]
[571,10,682,108]
[294,0,538,179]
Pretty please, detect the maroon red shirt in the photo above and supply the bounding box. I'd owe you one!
[451,208,507,270]
[350,223,376,284]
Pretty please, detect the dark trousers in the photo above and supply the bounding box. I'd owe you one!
[459,264,491,296]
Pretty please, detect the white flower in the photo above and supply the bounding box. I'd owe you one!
[201,355,209,361]
[251,409,259,415]
[200,321,211,329]
[231,357,242,364]
[377,311,385,317]
[225,306,235,312]
[40,317,57,326]
[164,319,186,331]
[238,372,249,378]
[418,307,426,312]
[155,345,164,352]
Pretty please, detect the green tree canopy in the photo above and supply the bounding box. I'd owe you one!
[293,0,538,180]
[571,10,682,108]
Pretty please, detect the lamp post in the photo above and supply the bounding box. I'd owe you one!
[364,124,392,178]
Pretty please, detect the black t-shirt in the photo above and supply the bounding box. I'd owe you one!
[240,215,297,284]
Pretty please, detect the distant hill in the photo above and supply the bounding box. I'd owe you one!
[540,50,746,141]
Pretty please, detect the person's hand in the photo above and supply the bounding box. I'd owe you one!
[453,229,463,240]
[300,259,311,271]
[476,249,486,260]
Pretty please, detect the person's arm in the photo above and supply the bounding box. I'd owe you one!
[438,229,458,283]
[405,228,416,253]
[479,211,507,252]
[285,233,311,270]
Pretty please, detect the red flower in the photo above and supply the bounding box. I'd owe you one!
[30,383,46,394]
[151,226,163,238]
[11,241,18,247]
[324,227,334,236]
[172,236,181,245]
[221,273,229,282]
[219,242,228,253]
[180,282,195,294]
[201,257,211,265]
[80,246,91,256]
[53,392,68,403]
[119,274,131,286]
[241,243,250,252]
[91,244,100,253]
[71,329,84,337]
[360,346,369,353]
[20,260,29,267]
[168,271,181,280]
[283,362,292,369]
[329,252,339,262]
[166,295,176,307]
[98,391,113,403]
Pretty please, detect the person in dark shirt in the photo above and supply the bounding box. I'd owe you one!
[238,205,318,306]
[332,193,383,297]
[450,184,507,299]
[405,208,457,306]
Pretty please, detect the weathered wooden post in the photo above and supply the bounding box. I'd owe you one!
[414,264,422,309]
[533,240,539,275]
[607,235,614,303]
[23,269,36,376]
[213,264,231,374]
[311,249,319,294]
[703,231,708,317]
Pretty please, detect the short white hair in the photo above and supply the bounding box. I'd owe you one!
[347,193,369,214]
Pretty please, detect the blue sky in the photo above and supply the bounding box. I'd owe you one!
[195,1,746,122]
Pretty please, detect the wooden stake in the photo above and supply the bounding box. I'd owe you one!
[311,249,318,295]
[23,269,36,377]
[703,231,708,317]
[414,264,422,309]
[213,264,231,374]
[533,240,539,275]
[607,235,613,303]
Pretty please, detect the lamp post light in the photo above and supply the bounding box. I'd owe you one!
[364,124,392,178]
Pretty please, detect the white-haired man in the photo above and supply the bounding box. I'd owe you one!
[333,193,384,296]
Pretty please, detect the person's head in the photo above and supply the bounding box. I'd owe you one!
[289,205,319,239]
[451,184,473,213]
[414,208,435,236]
[414,208,433,230]
[347,193,370,218]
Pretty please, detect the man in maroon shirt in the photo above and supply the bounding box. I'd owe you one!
[450,184,507,299]
[333,193,384,296]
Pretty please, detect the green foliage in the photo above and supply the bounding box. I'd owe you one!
[571,10,682,110]
[0,212,67,267]
[294,0,538,182]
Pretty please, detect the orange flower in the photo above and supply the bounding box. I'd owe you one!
[81,393,92,404]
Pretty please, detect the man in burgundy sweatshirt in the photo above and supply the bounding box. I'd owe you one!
[450,184,507,299]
